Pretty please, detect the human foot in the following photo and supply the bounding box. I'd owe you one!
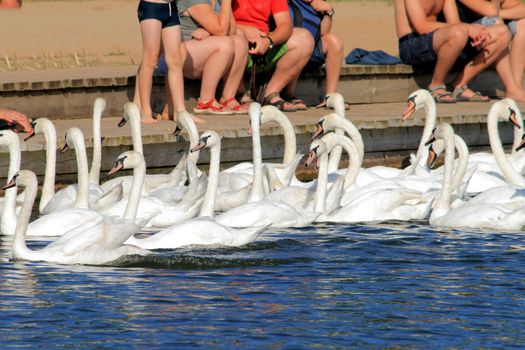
[429,85,455,103]
[452,85,489,102]
[140,111,158,125]
[506,89,525,102]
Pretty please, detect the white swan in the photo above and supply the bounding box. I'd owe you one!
[124,130,268,249]
[427,123,525,230]
[402,89,523,192]
[100,103,185,195]
[23,128,100,237]
[100,156,202,229]
[6,168,149,265]
[215,104,319,228]
[0,130,22,236]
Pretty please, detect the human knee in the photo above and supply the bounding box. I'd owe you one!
[232,33,249,57]
[491,24,511,46]
[515,19,525,35]
[289,28,315,54]
[164,52,184,70]
[447,24,469,47]
[218,36,235,59]
[141,53,159,70]
[324,32,343,54]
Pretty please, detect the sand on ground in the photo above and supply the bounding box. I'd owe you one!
[0,0,397,73]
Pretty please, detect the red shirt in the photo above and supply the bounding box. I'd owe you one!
[233,0,289,34]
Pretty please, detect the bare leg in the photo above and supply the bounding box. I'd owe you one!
[184,36,233,102]
[429,23,469,101]
[510,19,525,87]
[138,19,162,124]
[222,33,249,100]
[264,28,314,106]
[322,32,344,94]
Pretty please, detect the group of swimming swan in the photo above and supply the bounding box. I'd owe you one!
[1,90,525,265]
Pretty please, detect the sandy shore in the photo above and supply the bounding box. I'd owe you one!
[0,0,397,73]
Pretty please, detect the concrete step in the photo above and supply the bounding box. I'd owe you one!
[0,64,507,120]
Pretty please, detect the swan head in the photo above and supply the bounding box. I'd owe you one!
[402,89,434,121]
[173,110,194,136]
[93,97,107,119]
[260,104,285,125]
[0,130,20,149]
[59,127,83,153]
[325,93,345,109]
[118,102,141,128]
[312,113,339,139]
[425,123,454,167]
[304,139,328,167]
[24,118,53,141]
[191,130,220,152]
[3,170,36,191]
[107,150,144,177]
[489,99,522,129]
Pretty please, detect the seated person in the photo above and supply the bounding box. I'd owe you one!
[135,0,248,118]
[0,109,33,134]
[455,0,525,90]
[282,0,344,110]
[233,0,315,111]
[396,0,525,102]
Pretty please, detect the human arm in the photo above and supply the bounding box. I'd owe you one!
[0,109,33,134]
[457,0,499,17]
[308,0,334,34]
[187,0,232,36]
[500,0,525,20]
[247,10,293,55]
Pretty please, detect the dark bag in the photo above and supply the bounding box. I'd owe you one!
[288,0,325,68]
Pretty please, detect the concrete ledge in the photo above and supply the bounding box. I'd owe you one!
[1,100,523,183]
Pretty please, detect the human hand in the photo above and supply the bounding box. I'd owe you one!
[248,36,270,55]
[241,25,266,43]
[467,24,491,48]
[191,28,210,40]
[0,109,33,134]
[309,0,333,14]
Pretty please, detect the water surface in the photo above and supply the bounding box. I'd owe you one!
[2,223,525,348]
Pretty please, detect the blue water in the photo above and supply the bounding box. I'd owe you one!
[2,223,525,349]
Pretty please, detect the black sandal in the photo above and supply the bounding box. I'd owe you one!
[263,92,298,112]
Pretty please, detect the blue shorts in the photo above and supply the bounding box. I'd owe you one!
[398,32,436,72]
[399,31,477,72]
[137,1,180,28]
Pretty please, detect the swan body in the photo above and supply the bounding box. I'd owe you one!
[124,130,267,249]
[429,121,525,230]
[216,103,319,228]
[0,130,23,236]
[7,169,148,265]
[25,128,101,236]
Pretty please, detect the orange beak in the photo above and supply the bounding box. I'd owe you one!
[304,150,318,167]
[311,123,324,140]
[402,99,416,121]
[427,147,437,168]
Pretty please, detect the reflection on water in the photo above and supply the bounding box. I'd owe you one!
[2,223,525,348]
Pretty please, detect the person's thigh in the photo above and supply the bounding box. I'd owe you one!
[183,36,232,79]
[285,27,315,53]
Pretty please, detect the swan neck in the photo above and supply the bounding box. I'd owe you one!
[269,113,296,164]
[185,118,200,165]
[130,112,144,155]
[39,124,57,212]
[314,152,329,213]
[1,139,21,235]
[89,110,102,185]
[327,129,344,172]
[432,134,455,219]
[13,176,38,260]
[73,137,91,209]
[488,113,525,186]
[199,144,220,218]
[124,160,146,221]
[414,102,436,170]
[249,122,264,202]
[451,135,468,192]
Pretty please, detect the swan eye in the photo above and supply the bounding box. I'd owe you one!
[312,145,319,154]
[0,133,3,137]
